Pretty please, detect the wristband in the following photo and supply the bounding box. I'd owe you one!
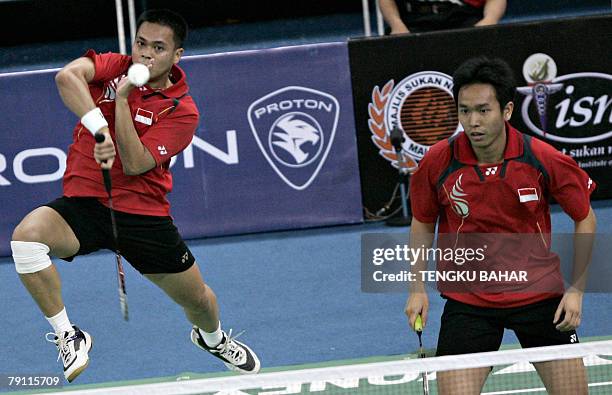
[81,107,108,135]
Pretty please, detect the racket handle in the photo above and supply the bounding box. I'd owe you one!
[101,169,112,195]
[94,133,113,194]
[414,314,423,332]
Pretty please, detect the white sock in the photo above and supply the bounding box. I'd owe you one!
[199,322,223,347]
[46,307,73,334]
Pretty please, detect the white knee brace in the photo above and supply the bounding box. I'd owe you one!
[11,241,52,274]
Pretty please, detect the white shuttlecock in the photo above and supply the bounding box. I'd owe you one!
[127,63,150,87]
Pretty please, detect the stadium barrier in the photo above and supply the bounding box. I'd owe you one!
[0,42,363,257]
[349,15,612,214]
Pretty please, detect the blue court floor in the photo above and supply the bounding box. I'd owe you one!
[0,201,611,387]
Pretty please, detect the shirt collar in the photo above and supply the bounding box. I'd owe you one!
[142,64,189,99]
[454,122,523,165]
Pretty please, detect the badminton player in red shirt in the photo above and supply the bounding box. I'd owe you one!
[11,9,259,382]
[405,57,595,394]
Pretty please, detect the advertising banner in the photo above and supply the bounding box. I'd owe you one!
[0,42,362,257]
[348,15,612,214]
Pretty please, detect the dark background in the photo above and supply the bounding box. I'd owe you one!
[0,0,363,46]
[3,0,610,47]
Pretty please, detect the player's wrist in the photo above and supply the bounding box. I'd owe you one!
[81,107,108,136]
[409,282,427,293]
[115,96,129,104]
[566,286,585,295]
[389,20,409,32]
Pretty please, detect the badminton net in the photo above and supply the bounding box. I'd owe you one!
[43,339,612,395]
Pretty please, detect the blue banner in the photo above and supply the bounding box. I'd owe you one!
[0,42,362,257]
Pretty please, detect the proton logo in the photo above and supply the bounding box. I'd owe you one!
[247,86,339,190]
[269,113,323,167]
[517,53,564,136]
[369,72,461,171]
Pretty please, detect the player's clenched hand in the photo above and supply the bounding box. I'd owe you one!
[405,291,429,331]
[115,75,136,101]
[116,62,153,100]
[94,129,116,169]
[554,290,583,332]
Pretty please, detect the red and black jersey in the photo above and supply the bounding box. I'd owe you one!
[410,123,595,307]
[63,50,200,216]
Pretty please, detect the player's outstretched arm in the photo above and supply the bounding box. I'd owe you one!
[55,57,97,118]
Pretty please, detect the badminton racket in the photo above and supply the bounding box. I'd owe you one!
[94,132,129,321]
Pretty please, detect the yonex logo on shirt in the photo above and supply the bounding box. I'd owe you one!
[485,166,498,176]
[158,146,168,155]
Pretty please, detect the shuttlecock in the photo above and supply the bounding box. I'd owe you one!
[127,63,150,87]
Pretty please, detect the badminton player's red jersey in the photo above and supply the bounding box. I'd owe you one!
[410,123,595,308]
[63,50,199,216]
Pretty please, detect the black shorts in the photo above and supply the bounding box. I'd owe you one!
[436,297,579,356]
[44,196,195,274]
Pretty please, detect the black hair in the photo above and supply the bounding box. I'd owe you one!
[452,56,516,109]
[136,9,188,49]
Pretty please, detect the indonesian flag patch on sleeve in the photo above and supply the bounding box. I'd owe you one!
[518,187,539,203]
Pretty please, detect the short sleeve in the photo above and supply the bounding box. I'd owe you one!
[534,139,595,221]
[140,98,200,165]
[409,141,449,223]
[83,50,130,83]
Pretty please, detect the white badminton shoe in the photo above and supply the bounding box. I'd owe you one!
[191,326,260,374]
[46,325,93,382]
